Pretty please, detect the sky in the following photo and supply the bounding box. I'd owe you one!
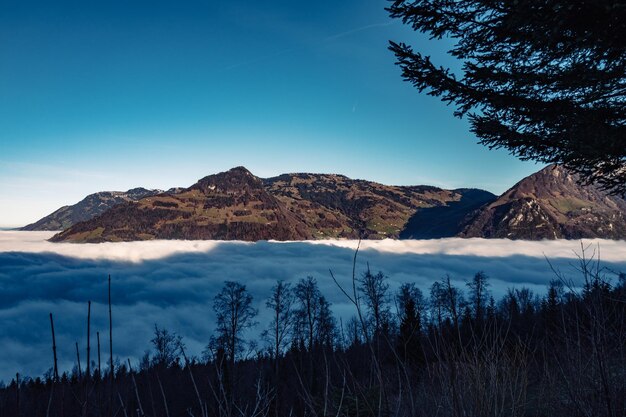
[0,0,543,227]
[2,232,623,380]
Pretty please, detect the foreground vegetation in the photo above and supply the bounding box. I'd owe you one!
[1,246,624,417]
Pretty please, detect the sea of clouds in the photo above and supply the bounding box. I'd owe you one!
[1,231,624,381]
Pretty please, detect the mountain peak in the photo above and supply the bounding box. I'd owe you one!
[228,166,253,174]
[192,166,262,194]
[461,164,626,239]
[535,164,574,180]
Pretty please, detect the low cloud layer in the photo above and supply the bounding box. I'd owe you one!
[1,232,624,381]
[3,231,625,262]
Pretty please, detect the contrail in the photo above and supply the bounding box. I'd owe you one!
[323,22,393,42]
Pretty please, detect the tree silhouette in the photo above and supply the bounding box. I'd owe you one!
[6,266,626,417]
[358,268,391,338]
[397,294,423,365]
[388,0,626,194]
[211,281,258,365]
[264,280,295,361]
[466,271,490,324]
[315,296,337,349]
[294,276,323,352]
[150,325,181,368]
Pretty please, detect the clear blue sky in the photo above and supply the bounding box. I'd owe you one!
[0,0,542,227]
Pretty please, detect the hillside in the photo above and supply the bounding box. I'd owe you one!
[50,167,495,242]
[21,188,165,231]
[47,165,626,243]
[460,165,626,239]
[50,168,313,242]
[264,173,494,239]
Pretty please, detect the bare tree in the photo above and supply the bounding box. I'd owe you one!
[212,281,258,366]
[294,276,322,352]
[358,268,391,338]
[150,325,181,368]
[441,275,465,330]
[344,316,363,349]
[430,276,465,329]
[263,280,295,362]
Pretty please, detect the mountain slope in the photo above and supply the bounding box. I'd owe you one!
[264,173,495,239]
[50,167,313,242]
[51,168,496,242]
[459,165,626,239]
[21,188,165,231]
[400,189,496,239]
[48,165,626,243]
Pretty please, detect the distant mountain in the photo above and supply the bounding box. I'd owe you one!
[50,167,496,242]
[51,168,312,242]
[264,173,495,239]
[21,188,166,231]
[47,165,626,243]
[459,165,626,239]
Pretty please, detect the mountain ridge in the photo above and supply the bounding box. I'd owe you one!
[34,165,626,242]
[49,167,496,242]
[21,187,168,231]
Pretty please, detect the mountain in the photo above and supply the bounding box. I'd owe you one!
[47,165,626,243]
[50,168,313,242]
[264,174,495,239]
[50,167,496,242]
[459,165,626,239]
[21,188,166,231]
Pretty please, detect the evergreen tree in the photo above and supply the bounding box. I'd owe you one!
[315,296,336,349]
[542,279,564,331]
[397,296,423,365]
[466,271,490,325]
[388,0,626,194]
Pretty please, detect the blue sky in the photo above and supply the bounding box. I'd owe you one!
[0,0,542,227]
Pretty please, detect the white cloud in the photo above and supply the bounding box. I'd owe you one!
[0,232,624,381]
[2,231,624,262]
